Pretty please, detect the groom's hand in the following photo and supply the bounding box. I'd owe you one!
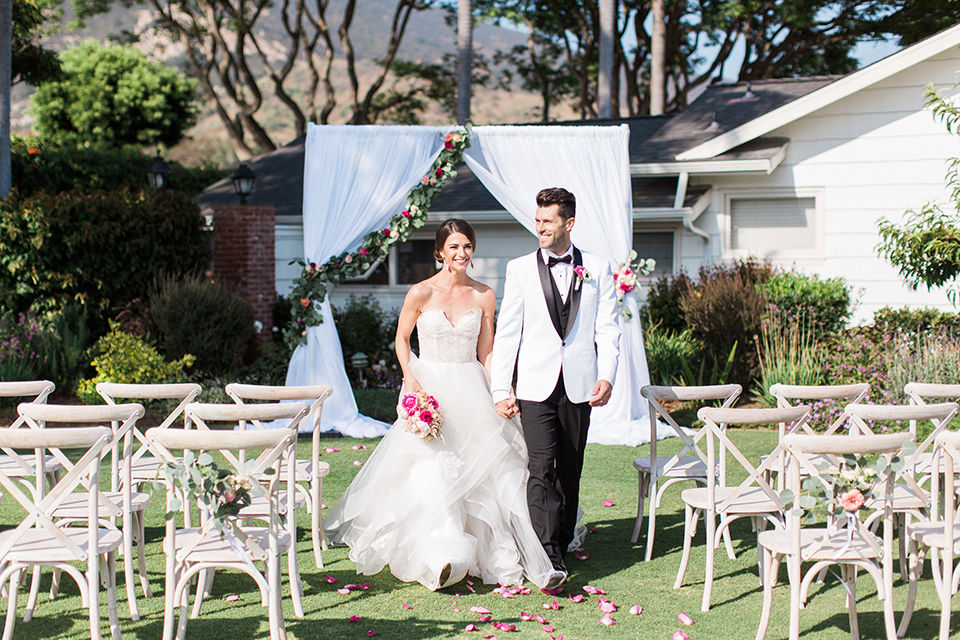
[495,397,520,419]
[589,380,613,407]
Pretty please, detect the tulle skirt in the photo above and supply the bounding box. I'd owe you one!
[324,354,555,590]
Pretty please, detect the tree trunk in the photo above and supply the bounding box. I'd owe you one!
[456,0,472,125]
[649,0,665,115]
[0,0,10,198]
[597,0,613,118]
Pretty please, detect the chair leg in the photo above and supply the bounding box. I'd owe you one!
[89,553,103,640]
[756,549,778,640]
[844,564,860,640]
[631,471,647,545]
[23,566,40,622]
[898,540,921,638]
[2,571,19,640]
[269,551,287,640]
[789,555,801,640]
[124,517,140,620]
[288,532,305,618]
[674,505,697,589]
[49,567,61,600]
[644,480,659,562]
[136,511,153,598]
[702,506,716,612]
[107,552,122,640]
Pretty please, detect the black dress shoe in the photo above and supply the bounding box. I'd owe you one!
[544,569,568,590]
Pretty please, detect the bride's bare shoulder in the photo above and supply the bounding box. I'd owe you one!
[403,281,435,307]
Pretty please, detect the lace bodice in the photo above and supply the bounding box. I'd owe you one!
[416,307,482,364]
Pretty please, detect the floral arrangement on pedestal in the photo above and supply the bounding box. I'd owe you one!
[283,127,472,349]
[613,250,655,322]
[155,451,264,536]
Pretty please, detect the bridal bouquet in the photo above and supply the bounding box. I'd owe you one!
[398,389,444,441]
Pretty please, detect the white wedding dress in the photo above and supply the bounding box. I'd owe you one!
[325,307,555,590]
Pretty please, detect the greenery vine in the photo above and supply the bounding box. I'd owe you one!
[283,126,471,349]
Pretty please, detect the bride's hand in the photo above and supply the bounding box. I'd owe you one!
[404,377,424,394]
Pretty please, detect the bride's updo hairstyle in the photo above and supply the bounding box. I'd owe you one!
[434,218,477,262]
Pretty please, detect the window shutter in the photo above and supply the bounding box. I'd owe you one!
[730,197,816,253]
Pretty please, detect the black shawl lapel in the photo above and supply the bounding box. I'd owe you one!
[564,247,584,340]
[536,250,564,337]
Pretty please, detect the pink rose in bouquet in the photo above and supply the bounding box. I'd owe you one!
[419,410,433,424]
[401,395,418,410]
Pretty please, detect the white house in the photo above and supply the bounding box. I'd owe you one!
[197,22,960,324]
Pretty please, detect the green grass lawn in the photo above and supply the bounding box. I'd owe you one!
[2,429,956,639]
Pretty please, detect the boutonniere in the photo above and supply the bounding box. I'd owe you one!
[573,265,592,290]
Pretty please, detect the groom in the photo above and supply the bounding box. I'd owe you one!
[491,187,621,589]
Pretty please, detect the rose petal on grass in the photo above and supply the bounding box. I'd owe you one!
[352,445,368,450]
[321,503,328,509]
[467,584,476,592]
[467,580,474,586]
[599,601,616,613]
[673,632,690,640]
[678,612,695,626]
[401,604,411,609]
[455,593,462,597]
[337,588,350,595]
[575,551,590,560]
[348,615,361,622]
[471,607,491,614]
[541,625,554,632]
[599,614,615,626]
[464,624,479,632]
[225,595,240,602]
[354,460,363,466]
[344,584,358,590]
[542,600,559,610]
[367,631,377,637]
[601,500,614,507]
[589,527,598,533]
[520,612,534,621]
[478,616,492,623]
[629,604,643,615]
[583,585,606,595]
[325,576,337,583]
[569,594,583,603]
[536,615,548,624]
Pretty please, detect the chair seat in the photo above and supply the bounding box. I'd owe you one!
[51,491,151,519]
[291,459,330,482]
[913,452,960,476]
[758,526,883,560]
[908,521,960,553]
[240,492,306,517]
[863,484,928,511]
[681,486,781,513]
[0,527,122,561]
[166,527,292,562]
[0,453,63,477]
[130,457,164,481]
[634,456,712,477]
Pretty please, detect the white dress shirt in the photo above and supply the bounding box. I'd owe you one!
[542,246,574,303]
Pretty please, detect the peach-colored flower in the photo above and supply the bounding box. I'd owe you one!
[840,488,864,512]
[300,298,311,307]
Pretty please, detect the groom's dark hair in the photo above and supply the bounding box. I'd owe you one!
[536,188,576,221]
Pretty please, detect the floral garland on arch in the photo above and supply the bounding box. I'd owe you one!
[283,127,472,349]
[613,250,655,322]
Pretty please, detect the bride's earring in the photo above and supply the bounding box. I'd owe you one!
[470,260,474,269]
[445,261,451,272]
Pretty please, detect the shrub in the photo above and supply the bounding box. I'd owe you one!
[149,274,256,377]
[36,302,95,394]
[822,328,890,389]
[0,310,45,382]
[759,271,853,339]
[883,330,960,403]
[0,189,211,330]
[644,325,701,386]
[643,271,694,335]
[12,136,225,196]
[76,323,194,403]
[332,295,401,388]
[680,265,768,390]
[752,307,825,406]
[871,306,960,340]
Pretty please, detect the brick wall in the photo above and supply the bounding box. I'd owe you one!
[210,204,276,342]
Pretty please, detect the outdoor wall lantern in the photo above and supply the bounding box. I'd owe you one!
[145,150,171,190]
[231,164,256,204]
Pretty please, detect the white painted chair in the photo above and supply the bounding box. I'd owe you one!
[0,381,61,489]
[674,405,811,612]
[904,382,960,482]
[0,421,123,640]
[148,421,300,640]
[632,384,742,562]
[225,383,334,568]
[899,430,960,639]
[18,402,150,620]
[181,402,310,620]
[755,431,913,640]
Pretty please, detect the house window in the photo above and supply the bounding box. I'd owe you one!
[345,258,389,285]
[633,231,674,278]
[730,196,817,255]
[397,239,439,284]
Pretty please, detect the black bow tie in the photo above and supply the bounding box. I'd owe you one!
[547,255,572,267]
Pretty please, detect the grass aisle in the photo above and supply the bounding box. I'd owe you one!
[2,430,954,639]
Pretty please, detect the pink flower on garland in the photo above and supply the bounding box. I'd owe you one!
[436,168,444,178]
[359,248,369,255]
[402,210,411,218]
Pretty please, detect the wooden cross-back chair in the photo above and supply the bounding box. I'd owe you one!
[180,402,310,620]
[225,383,334,568]
[18,402,150,620]
[0,381,60,490]
[755,431,913,640]
[148,423,299,640]
[0,422,122,640]
[674,404,811,612]
[632,384,742,561]
[904,382,960,483]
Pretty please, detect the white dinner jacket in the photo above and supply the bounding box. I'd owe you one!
[491,248,621,405]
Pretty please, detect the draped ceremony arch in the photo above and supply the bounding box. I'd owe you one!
[287,122,678,445]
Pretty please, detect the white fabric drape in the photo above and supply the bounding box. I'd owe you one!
[463,125,670,446]
[286,124,446,437]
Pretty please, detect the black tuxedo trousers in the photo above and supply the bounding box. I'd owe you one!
[518,373,591,566]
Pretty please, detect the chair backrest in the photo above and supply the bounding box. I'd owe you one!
[932,431,960,554]
[96,382,203,489]
[0,425,113,563]
[147,426,297,561]
[782,431,913,561]
[641,384,742,477]
[697,405,811,515]
[18,403,145,516]
[0,380,55,429]
[769,383,870,435]
[225,383,333,464]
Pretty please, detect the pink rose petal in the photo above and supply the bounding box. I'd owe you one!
[478,616,492,623]
[589,527,598,533]
[569,594,583,603]
[354,460,363,466]
[471,607,491,614]
[520,612,534,621]
[575,550,590,560]
[467,584,476,592]
[367,632,377,637]
[455,593,462,597]
[337,588,350,595]
[599,601,616,613]
[536,615,548,624]
[673,633,690,640]
[629,604,643,615]
[349,615,361,622]
[601,499,614,507]
[678,612,695,626]
[225,594,240,602]
[321,503,328,509]
[402,604,411,609]
[464,624,479,632]
[599,614,615,626]
[360,584,370,590]
[352,445,368,450]
[541,625,554,632]
[467,580,474,586]
[345,584,358,590]
[583,585,606,595]
[499,624,516,632]
[325,576,337,583]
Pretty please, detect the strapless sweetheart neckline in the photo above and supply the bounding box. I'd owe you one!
[420,307,482,329]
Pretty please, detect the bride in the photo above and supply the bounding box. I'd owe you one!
[325,218,561,591]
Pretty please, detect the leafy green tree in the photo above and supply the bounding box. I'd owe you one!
[12,0,61,86]
[29,40,198,147]
[378,53,492,124]
[878,82,960,304]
